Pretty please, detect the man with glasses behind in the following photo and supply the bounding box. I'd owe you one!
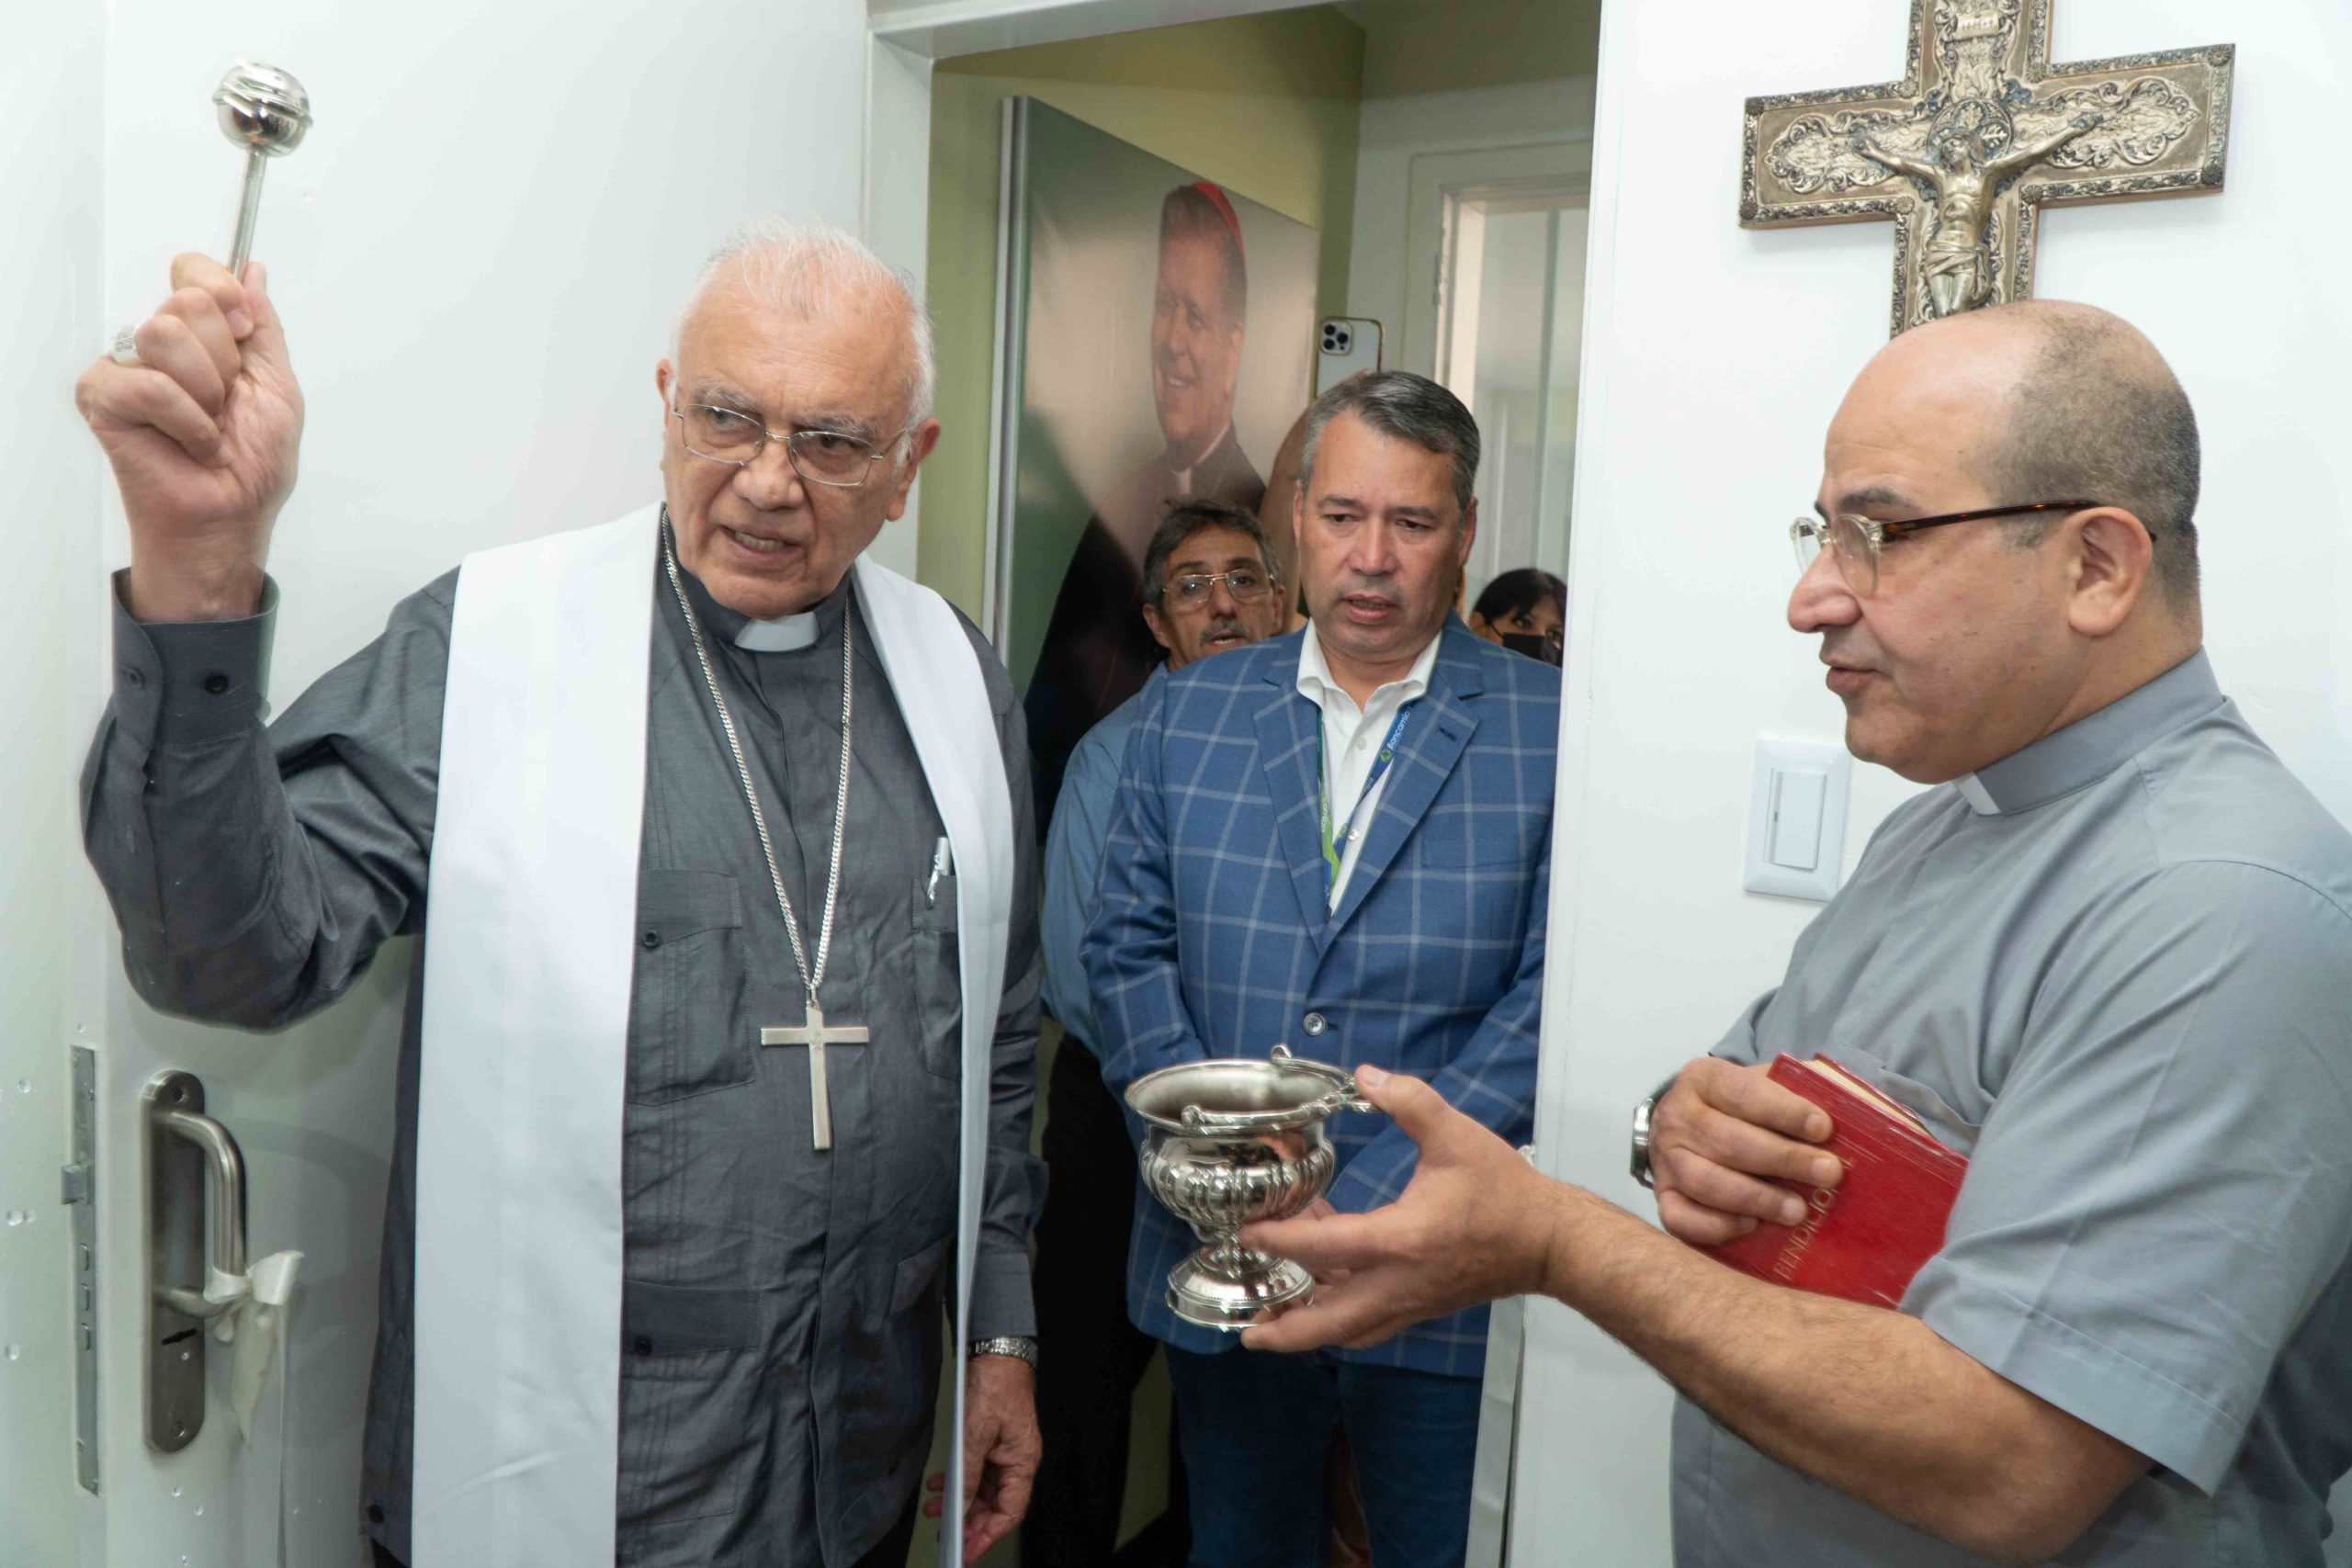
[1028,498,1286,1567]
[75,215,1046,1568]
[1238,301,2352,1567]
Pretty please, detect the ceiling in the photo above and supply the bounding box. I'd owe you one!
[1335,0,1602,98]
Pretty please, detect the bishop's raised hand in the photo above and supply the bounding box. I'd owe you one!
[74,254,303,621]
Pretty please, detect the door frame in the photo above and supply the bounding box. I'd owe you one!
[1409,145,1594,595]
[1405,140,1594,380]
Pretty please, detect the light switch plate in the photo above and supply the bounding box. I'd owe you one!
[1744,739,1851,901]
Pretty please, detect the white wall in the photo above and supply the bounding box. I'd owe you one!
[100,0,876,638]
[1514,0,2352,1562]
[31,3,877,1562]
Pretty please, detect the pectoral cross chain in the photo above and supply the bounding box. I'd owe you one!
[663,516,866,1157]
[763,1000,869,1151]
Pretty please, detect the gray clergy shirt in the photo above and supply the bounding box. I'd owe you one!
[82,546,1046,1568]
[1672,651,2352,1566]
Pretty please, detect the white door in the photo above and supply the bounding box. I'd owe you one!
[71,945,407,1568]
[0,150,96,1549]
[4,2,879,1563]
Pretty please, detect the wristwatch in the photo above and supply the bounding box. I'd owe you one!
[1630,1081,1672,1190]
[968,1335,1039,1371]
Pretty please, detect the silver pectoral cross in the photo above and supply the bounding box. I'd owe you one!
[762,999,869,1150]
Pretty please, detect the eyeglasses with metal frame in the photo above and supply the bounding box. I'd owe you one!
[673,401,915,489]
[1164,567,1275,606]
[1789,500,2102,595]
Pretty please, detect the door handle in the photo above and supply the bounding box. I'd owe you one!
[143,1070,249,1451]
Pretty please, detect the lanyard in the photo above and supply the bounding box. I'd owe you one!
[1317,701,1414,893]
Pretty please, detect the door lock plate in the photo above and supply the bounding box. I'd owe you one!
[66,1046,98,1494]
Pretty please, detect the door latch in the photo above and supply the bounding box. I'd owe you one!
[142,1070,249,1452]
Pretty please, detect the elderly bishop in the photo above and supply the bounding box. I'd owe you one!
[75,219,1044,1568]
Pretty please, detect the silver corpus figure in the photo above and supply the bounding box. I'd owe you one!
[213,62,311,279]
[1848,103,2105,320]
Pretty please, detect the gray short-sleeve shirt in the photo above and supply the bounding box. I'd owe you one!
[1673,652,2352,1566]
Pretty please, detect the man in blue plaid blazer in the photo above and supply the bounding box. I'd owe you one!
[1086,371,1556,1566]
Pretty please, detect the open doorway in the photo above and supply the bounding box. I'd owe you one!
[874,3,1602,1563]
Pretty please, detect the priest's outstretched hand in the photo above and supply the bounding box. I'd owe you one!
[1238,1066,1559,1353]
[923,1353,1040,1562]
[74,254,303,622]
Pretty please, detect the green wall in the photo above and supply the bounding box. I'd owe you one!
[919,8,1366,618]
[1350,0,1601,97]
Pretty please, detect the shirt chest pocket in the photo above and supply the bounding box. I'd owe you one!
[912,868,962,1081]
[1817,1043,1985,1156]
[627,870,752,1105]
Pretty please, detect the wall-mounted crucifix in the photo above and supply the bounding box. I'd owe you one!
[1740,0,2233,334]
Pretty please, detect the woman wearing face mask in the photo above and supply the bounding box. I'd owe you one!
[1466,567,1565,665]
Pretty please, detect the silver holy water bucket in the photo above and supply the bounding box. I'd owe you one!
[1125,1045,1379,1330]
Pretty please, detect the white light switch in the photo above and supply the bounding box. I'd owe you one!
[1768,769,1826,871]
[1745,739,1850,901]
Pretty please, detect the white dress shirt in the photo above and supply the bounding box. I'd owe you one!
[1295,623,1442,910]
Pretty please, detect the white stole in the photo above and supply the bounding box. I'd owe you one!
[413,504,1011,1564]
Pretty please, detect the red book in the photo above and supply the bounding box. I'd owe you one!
[1706,1054,1968,1309]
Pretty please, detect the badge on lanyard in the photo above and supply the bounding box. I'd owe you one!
[1317,703,1414,895]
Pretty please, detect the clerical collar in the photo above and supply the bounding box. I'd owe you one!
[1952,649,2222,817]
[1168,423,1233,491]
[673,554,850,655]
[736,612,820,652]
